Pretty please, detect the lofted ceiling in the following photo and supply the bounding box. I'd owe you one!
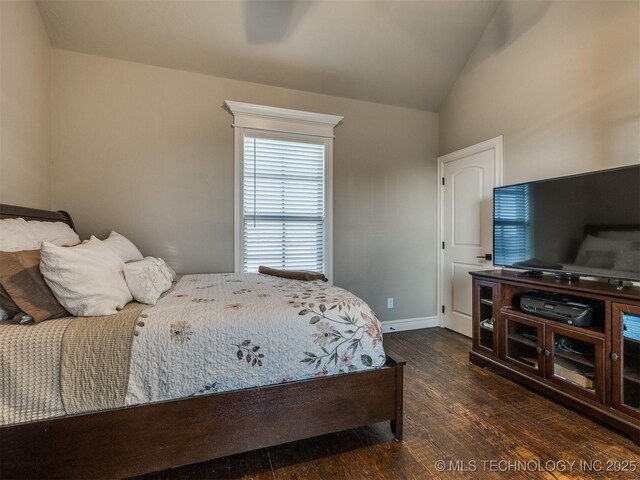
[36,0,501,112]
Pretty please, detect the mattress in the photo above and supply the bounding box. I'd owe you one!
[1,273,386,426]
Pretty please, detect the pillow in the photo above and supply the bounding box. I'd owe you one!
[0,250,69,322]
[91,231,143,263]
[123,257,173,305]
[157,258,178,282]
[574,235,636,267]
[0,296,34,324]
[0,284,21,317]
[0,305,12,322]
[40,240,133,316]
[614,251,640,273]
[0,218,40,252]
[599,230,640,242]
[27,221,80,247]
[582,251,617,269]
[16,314,33,324]
[11,312,34,324]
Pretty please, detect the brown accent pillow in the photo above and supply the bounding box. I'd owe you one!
[0,250,70,322]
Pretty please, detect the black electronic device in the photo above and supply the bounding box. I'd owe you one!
[520,291,594,326]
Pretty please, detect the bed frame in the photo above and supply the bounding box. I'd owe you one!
[0,204,405,480]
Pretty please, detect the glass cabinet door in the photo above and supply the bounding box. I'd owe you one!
[612,304,640,419]
[474,280,498,356]
[503,314,544,376]
[545,325,605,403]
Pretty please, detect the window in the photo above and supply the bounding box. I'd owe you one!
[225,101,342,280]
[494,183,532,265]
[243,133,325,272]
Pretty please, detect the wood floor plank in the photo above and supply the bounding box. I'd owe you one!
[133,328,640,480]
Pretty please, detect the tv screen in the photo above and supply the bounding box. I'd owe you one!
[493,165,640,281]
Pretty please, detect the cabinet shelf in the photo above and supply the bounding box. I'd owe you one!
[514,356,538,369]
[508,332,538,348]
[553,357,595,390]
[508,331,596,369]
[624,335,640,346]
[475,282,497,356]
[553,347,595,369]
[624,371,640,385]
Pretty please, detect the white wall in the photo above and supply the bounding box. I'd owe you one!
[439,0,640,184]
[0,0,52,208]
[51,50,439,321]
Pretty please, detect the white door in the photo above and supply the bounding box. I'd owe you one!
[439,137,502,337]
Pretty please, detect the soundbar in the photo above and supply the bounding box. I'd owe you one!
[520,291,594,326]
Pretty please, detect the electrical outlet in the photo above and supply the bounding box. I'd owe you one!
[387,297,394,309]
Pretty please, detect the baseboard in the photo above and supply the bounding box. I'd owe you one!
[381,316,439,333]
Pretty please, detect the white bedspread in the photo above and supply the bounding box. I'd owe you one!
[126,273,387,405]
[2,273,386,426]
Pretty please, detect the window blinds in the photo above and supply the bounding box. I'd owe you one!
[494,184,531,266]
[243,134,326,273]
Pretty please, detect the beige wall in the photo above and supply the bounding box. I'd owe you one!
[440,0,640,184]
[51,49,439,321]
[0,0,52,208]
[9,0,638,323]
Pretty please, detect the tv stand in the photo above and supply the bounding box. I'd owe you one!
[470,270,640,444]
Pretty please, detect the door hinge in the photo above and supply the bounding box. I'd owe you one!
[442,305,445,314]
[442,177,445,186]
[442,241,445,249]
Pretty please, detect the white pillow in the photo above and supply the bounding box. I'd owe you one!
[91,231,143,263]
[27,220,80,247]
[614,250,640,273]
[157,258,178,282]
[574,235,636,267]
[599,230,640,242]
[0,218,40,251]
[124,257,173,305]
[40,239,133,316]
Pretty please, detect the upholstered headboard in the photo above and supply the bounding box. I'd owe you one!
[0,204,76,232]
[584,224,640,237]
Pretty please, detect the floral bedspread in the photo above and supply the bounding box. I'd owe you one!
[125,273,387,405]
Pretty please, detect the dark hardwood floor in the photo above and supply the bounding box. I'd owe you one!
[135,328,639,479]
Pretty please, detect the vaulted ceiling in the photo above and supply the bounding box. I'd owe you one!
[36,0,501,111]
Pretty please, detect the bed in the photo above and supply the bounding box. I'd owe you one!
[0,204,405,480]
[563,224,640,279]
[514,224,640,280]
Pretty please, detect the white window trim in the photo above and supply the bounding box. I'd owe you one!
[226,101,342,282]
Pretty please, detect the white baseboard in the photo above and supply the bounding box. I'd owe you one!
[381,316,440,333]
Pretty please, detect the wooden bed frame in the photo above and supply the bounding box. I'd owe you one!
[0,204,405,480]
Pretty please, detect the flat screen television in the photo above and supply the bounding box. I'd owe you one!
[493,165,640,282]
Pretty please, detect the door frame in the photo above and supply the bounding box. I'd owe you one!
[437,136,504,328]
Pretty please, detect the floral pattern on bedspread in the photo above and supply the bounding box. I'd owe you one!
[125,273,386,406]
